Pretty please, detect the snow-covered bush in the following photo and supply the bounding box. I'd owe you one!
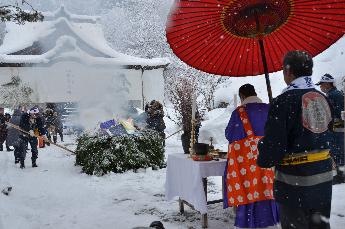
[75,130,165,175]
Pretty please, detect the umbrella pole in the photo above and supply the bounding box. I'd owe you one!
[258,39,273,103]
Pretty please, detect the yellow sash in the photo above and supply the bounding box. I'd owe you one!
[281,150,330,166]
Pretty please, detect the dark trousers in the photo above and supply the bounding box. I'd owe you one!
[279,204,331,229]
[18,136,38,161]
[14,145,21,160]
[331,132,344,166]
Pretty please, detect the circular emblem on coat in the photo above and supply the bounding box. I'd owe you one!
[302,92,332,133]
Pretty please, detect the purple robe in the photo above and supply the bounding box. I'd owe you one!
[224,103,280,228]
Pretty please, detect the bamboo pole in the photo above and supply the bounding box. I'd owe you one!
[6,122,75,154]
[165,128,183,140]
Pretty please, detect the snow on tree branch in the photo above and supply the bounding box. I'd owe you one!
[0,0,43,24]
[0,74,33,109]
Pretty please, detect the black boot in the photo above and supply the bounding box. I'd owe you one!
[0,145,3,151]
[6,145,13,151]
[20,160,25,169]
[15,158,20,164]
[32,159,38,168]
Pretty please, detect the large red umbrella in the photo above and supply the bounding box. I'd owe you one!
[166,0,345,102]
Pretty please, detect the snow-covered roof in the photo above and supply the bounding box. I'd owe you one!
[42,5,101,23]
[0,6,169,69]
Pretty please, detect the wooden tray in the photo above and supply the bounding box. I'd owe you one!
[192,154,213,161]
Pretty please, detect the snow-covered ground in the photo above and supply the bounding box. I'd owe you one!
[1,116,345,229]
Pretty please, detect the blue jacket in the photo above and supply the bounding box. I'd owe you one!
[327,87,344,120]
[19,113,45,139]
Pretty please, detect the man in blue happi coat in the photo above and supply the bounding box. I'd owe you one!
[316,73,345,184]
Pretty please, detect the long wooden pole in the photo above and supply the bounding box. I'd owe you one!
[165,128,183,140]
[6,122,75,154]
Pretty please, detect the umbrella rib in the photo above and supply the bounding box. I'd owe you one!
[171,12,221,22]
[193,31,233,69]
[275,29,300,53]
[212,37,239,74]
[296,0,345,6]
[176,28,224,58]
[263,37,277,73]
[265,34,284,63]
[172,10,223,16]
[225,38,244,76]
[197,35,235,69]
[290,17,345,35]
[179,29,225,62]
[171,14,220,23]
[270,31,291,60]
[168,16,221,30]
[250,39,255,76]
[178,5,227,9]
[268,35,283,72]
[243,40,250,75]
[214,37,241,76]
[255,39,263,75]
[295,10,345,18]
[179,0,229,5]
[169,21,224,45]
[282,25,321,52]
[233,39,249,75]
[296,7,345,10]
[284,21,330,48]
[288,20,340,45]
[169,18,219,28]
[170,19,222,38]
[291,14,345,29]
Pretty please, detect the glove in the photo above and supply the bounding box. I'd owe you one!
[29,130,35,137]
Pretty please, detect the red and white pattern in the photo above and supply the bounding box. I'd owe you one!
[226,106,275,206]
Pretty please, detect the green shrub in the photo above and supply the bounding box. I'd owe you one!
[75,130,165,175]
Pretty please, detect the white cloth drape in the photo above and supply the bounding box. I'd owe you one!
[165,153,227,214]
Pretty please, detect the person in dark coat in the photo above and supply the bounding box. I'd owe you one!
[316,73,345,184]
[44,108,55,145]
[4,113,13,151]
[17,107,47,168]
[257,51,334,229]
[6,109,22,163]
[146,100,166,144]
[0,109,7,151]
[53,111,63,142]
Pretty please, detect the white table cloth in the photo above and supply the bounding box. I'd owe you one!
[165,153,227,214]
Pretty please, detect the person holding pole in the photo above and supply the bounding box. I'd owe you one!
[17,107,48,169]
[316,74,345,184]
[258,51,334,229]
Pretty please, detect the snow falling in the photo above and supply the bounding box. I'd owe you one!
[0,1,345,229]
